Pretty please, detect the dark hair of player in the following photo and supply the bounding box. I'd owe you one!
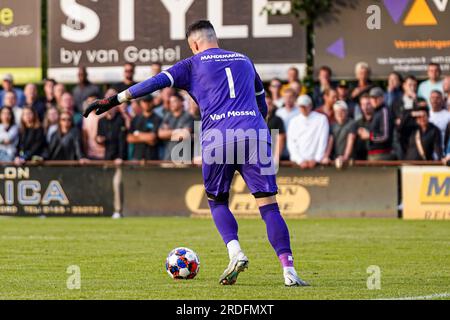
[186,20,216,38]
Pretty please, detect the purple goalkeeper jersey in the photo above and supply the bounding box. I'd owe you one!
[164,48,269,148]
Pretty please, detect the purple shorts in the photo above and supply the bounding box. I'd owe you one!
[202,139,278,200]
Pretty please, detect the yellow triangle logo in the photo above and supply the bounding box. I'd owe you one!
[404,0,438,26]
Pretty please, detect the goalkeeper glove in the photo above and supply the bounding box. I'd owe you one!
[83,95,120,118]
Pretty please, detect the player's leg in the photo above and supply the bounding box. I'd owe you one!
[202,145,248,285]
[207,192,249,285]
[239,139,309,286]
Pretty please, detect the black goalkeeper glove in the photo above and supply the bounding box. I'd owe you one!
[83,95,120,118]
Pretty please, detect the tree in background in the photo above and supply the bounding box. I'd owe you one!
[288,0,355,91]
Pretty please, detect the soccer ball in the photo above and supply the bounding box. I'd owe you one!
[165,247,200,280]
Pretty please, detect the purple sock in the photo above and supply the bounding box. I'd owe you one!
[279,253,294,268]
[208,200,239,245]
[259,203,293,265]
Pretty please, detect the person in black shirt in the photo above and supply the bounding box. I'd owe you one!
[312,66,334,108]
[113,63,137,93]
[158,93,194,161]
[354,94,373,160]
[97,107,128,162]
[391,76,419,159]
[47,111,86,161]
[405,107,442,161]
[15,107,46,164]
[398,98,428,159]
[24,84,46,121]
[266,95,285,163]
[127,94,162,160]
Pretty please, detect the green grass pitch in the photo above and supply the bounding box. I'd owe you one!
[0,217,449,300]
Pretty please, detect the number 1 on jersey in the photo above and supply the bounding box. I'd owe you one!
[225,68,236,99]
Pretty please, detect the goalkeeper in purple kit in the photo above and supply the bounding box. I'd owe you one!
[84,20,308,287]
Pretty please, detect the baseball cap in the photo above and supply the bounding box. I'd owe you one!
[2,74,13,82]
[369,87,384,98]
[338,80,348,88]
[333,100,348,111]
[297,95,312,107]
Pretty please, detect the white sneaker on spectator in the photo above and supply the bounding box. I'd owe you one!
[112,212,122,219]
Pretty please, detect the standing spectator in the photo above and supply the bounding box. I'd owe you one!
[54,83,66,108]
[392,76,419,159]
[97,106,128,162]
[357,87,395,161]
[15,107,46,164]
[287,95,329,169]
[330,101,356,162]
[158,93,194,162]
[0,74,25,107]
[82,94,106,161]
[313,66,334,108]
[316,88,338,125]
[113,63,137,93]
[43,106,60,144]
[392,76,418,122]
[405,107,442,161]
[443,76,450,101]
[127,94,162,160]
[72,67,102,113]
[150,62,162,77]
[128,100,142,119]
[351,62,374,102]
[385,72,403,109]
[24,83,46,121]
[155,87,175,119]
[60,92,82,128]
[43,78,57,108]
[276,89,300,133]
[354,94,374,160]
[336,80,357,119]
[0,107,19,162]
[266,95,286,164]
[280,67,301,96]
[2,91,22,125]
[47,111,85,161]
[268,78,284,108]
[289,80,303,97]
[429,90,450,148]
[276,89,300,160]
[418,63,444,106]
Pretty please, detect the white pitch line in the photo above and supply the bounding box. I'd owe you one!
[374,293,450,300]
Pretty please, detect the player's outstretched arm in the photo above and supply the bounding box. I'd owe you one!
[83,72,172,117]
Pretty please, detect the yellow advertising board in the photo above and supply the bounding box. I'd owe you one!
[0,0,42,84]
[402,166,450,220]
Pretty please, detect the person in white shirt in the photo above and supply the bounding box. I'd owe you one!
[287,95,330,169]
[276,88,300,129]
[276,88,300,160]
[418,63,444,107]
[429,90,450,149]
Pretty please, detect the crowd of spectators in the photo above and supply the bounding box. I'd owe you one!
[269,63,450,167]
[0,61,449,167]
